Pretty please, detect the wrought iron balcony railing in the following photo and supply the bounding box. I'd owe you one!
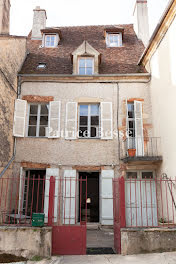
[120,137,162,162]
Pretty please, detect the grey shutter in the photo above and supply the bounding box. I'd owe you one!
[48,101,61,138]
[134,101,144,156]
[101,102,113,139]
[13,99,27,137]
[65,102,77,139]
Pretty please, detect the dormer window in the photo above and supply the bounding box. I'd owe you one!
[107,33,122,47]
[45,34,56,47]
[78,57,94,75]
[72,41,100,75]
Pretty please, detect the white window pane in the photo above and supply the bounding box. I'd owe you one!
[79,59,85,67]
[86,67,93,75]
[79,67,86,75]
[91,104,99,115]
[80,105,88,116]
[86,59,93,67]
[114,35,118,42]
[109,35,113,42]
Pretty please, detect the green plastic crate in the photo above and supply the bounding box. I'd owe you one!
[32,213,45,227]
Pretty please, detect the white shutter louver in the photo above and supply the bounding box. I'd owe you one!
[101,102,113,139]
[65,102,77,139]
[48,101,61,138]
[13,99,27,137]
[134,101,144,156]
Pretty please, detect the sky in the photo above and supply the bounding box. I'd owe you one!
[10,0,170,37]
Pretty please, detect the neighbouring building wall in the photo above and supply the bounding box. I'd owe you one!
[147,15,176,179]
[0,36,26,177]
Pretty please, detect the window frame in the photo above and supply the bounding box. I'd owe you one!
[27,103,49,138]
[106,33,122,47]
[78,57,94,75]
[78,103,100,139]
[44,34,57,48]
[126,170,155,180]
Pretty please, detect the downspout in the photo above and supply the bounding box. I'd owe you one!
[0,76,22,178]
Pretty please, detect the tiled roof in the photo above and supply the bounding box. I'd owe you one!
[20,24,147,75]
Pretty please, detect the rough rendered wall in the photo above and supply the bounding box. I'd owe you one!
[15,82,119,168]
[121,228,176,255]
[0,36,26,175]
[0,226,52,258]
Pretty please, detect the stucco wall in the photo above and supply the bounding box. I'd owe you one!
[0,36,26,176]
[0,226,52,258]
[148,15,176,179]
[16,82,119,167]
[121,228,176,255]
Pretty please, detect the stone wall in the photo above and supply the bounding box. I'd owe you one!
[121,228,176,255]
[0,35,26,176]
[0,226,52,258]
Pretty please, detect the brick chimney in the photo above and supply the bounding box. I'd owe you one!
[133,0,149,47]
[0,0,10,35]
[31,6,47,39]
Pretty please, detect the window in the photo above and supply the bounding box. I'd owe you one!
[107,33,122,47]
[28,104,49,137]
[127,102,135,149]
[37,63,46,69]
[45,35,56,47]
[78,58,94,75]
[79,104,100,138]
[126,171,154,179]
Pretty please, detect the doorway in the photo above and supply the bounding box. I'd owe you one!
[79,172,99,223]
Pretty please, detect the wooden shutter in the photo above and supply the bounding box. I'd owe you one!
[101,102,113,139]
[65,102,77,139]
[48,101,61,138]
[44,168,59,223]
[13,99,27,137]
[134,101,144,156]
[101,170,114,225]
[63,170,77,224]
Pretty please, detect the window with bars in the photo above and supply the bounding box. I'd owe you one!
[78,58,94,75]
[28,104,49,137]
[45,35,56,47]
[79,104,100,138]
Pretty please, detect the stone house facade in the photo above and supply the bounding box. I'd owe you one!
[0,0,26,179]
[11,1,163,226]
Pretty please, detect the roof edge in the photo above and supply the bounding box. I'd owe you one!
[138,0,175,66]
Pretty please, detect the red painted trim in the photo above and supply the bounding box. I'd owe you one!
[48,176,55,226]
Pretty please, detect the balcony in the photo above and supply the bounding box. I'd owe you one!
[120,137,162,164]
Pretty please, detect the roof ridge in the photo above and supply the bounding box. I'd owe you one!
[44,23,133,29]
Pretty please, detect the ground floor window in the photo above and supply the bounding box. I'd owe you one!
[22,170,46,216]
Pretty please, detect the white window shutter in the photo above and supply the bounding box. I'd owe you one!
[44,168,59,223]
[100,170,114,225]
[65,102,77,139]
[48,101,61,138]
[134,101,144,156]
[101,102,113,139]
[63,170,77,224]
[13,99,27,137]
